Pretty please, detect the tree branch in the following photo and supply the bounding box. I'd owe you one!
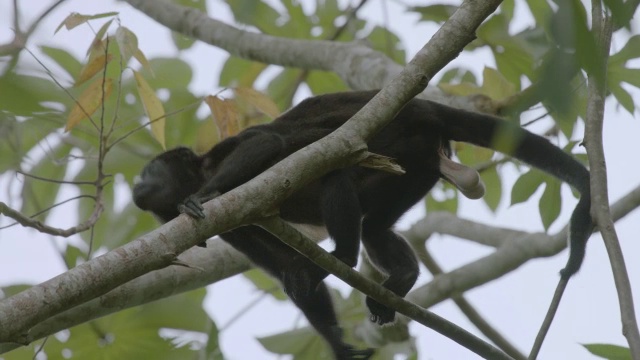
[257,217,511,360]
[584,4,640,356]
[404,182,640,312]
[123,0,487,113]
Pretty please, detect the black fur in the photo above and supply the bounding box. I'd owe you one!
[133,90,592,359]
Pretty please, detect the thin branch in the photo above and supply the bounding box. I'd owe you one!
[528,278,568,359]
[411,242,526,360]
[257,217,512,360]
[15,170,96,186]
[0,194,95,231]
[584,4,640,357]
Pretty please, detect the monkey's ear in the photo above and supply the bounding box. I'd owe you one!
[439,154,485,200]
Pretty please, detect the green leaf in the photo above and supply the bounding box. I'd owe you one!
[306,70,349,95]
[477,15,535,87]
[482,166,502,212]
[40,46,82,80]
[609,35,640,66]
[19,143,72,222]
[142,58,193,89]
[583,343,632,360]
[438,68,477,85]
[1,284,32,298]
[225,0,281,35]
[64,244,86,269]
[511,169,544,205]
[219,56,267,88]
[280,0,313,37]
[0,74,68,115]
[408,5,457,24]
[202,319,224,360]
[366,26,406,64]
[500,0,515,21]
[525,0,553,27]
[259,327,331,357]
[171,32,196,50]
[243,269,287,300]
[481,67,516,101]
[539,178,562,230]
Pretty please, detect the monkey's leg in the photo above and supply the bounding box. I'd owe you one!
[286,170,363,297]
[220,226,372,359]
[361,225,418,325]
[359,173,436,325]
[321,170,362,267]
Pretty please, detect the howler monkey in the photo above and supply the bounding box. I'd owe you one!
[133,90,592,359]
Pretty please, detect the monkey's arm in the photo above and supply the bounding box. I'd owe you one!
[181,130,287,218]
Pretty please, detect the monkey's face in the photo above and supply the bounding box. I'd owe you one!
[133,147,205,223]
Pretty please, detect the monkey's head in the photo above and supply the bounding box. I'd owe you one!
[133,147,205,223]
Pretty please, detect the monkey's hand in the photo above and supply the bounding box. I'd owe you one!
[178,191,221,219]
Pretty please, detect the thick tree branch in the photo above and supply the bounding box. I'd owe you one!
[404,182,640,312]
[123,0,486,113]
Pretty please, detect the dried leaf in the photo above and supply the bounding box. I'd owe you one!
[234,87,280,118]
[55,13,91,33]
[134,71,166,148]
[86,19,114,56]
[76,54,112,86]
[65,77,113,131]
[205,96,240,139]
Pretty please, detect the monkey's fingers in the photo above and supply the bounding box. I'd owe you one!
[178,195,206,219]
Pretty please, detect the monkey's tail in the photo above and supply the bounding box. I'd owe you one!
[430,101,593,279]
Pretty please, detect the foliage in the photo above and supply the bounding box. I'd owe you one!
[0,0,639,359]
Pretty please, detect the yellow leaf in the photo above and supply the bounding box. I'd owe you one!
[134,48,153,75]
[86,19,114,57]
[55,13,91,34]
[76,54,112,86]
[233,87,280,119]
[134,71,165,149]
[204,96,240,139]
[65,77,113,131]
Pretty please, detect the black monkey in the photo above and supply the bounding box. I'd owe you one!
[133,90,592,359]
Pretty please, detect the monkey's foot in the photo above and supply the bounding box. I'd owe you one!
[366,297,395,325]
